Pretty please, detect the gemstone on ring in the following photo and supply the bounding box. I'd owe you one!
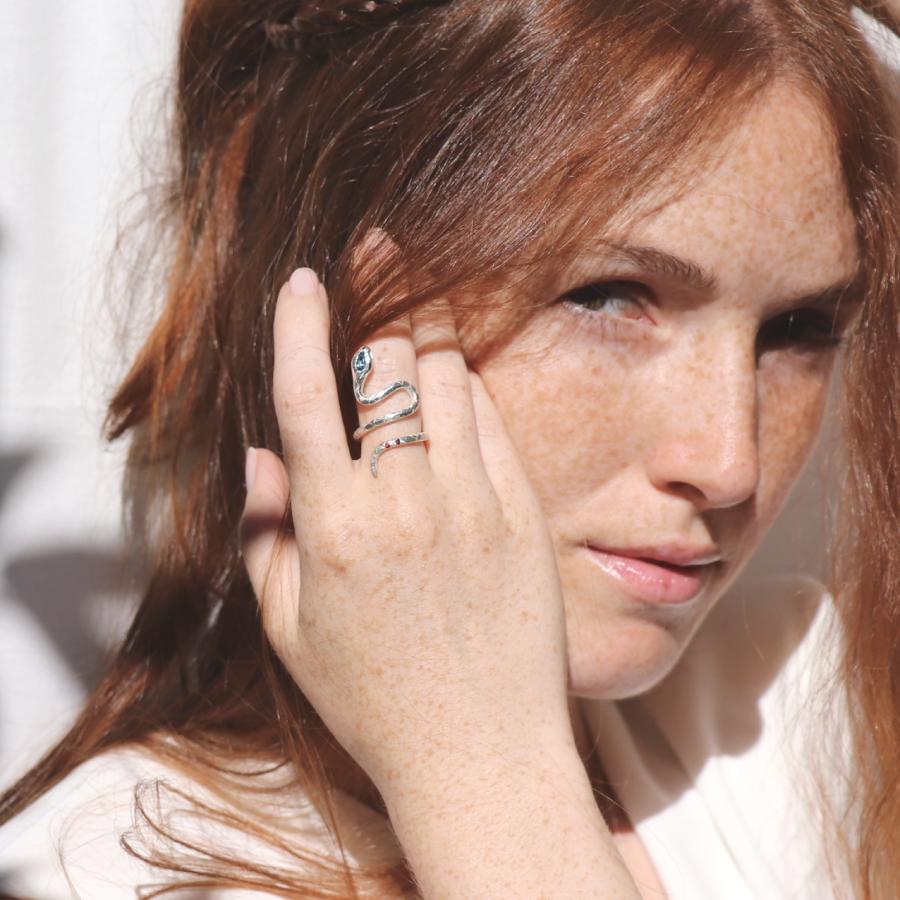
[353,346,372,376]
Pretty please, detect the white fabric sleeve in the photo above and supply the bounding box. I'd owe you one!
[0,746,404,899]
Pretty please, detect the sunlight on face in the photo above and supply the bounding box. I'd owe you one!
[473,78,860,700]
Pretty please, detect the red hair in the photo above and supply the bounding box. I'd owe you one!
[2,1,898,896]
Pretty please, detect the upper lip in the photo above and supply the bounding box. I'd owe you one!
[585,542,724,567]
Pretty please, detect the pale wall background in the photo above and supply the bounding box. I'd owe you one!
[0,0,181,783]
[1,3,896,787]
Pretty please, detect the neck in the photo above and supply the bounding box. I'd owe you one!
[568,694,631,832]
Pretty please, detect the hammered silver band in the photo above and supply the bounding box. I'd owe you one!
[351,345,428,477]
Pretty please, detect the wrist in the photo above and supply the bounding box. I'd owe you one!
[380,736,638,899]
[378,728,591,816]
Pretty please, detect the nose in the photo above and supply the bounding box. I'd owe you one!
[644,346,761,510]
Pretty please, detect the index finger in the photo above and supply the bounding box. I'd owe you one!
[272,268,353,498]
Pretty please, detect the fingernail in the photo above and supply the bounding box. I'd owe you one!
[245,447,258,491]
[289,267,319,296]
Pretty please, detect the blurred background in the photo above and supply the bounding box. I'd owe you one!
[3,0,879,789]
[0,0,181,783]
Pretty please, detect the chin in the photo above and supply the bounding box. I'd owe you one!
[564,609,689,700]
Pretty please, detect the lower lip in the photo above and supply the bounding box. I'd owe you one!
[585,547,712,605]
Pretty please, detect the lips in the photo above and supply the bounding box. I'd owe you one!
[594,543,723,567]
[584,544,721,605]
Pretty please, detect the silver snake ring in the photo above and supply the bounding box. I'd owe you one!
[351,345,428,477]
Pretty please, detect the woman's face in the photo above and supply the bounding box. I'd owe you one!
[472,79,861,700]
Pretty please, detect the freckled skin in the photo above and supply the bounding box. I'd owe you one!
[471,80,859,703]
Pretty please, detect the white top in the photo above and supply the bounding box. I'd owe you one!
[0,743,405,898]
[0,574,852,898]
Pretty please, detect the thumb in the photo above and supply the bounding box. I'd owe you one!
[239,447,300,613]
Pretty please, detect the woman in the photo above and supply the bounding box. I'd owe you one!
[0,0,897,897]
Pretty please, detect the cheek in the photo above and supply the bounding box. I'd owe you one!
[475,327,654,517]
[475,301,834,546]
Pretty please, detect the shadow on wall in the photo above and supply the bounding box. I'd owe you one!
[0,449,143,694]
[0,451,29,518]
[4,544,136,690]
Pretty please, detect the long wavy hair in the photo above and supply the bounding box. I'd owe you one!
[2,1,898,897]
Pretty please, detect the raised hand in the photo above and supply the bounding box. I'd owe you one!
[239,251,574,803]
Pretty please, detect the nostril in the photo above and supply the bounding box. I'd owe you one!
[652,453,760,510]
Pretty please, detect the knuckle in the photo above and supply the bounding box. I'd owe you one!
[370,350,404,376]
[450,487,503,535]
[275,375,332,422]
[363,355,408,390]
[386,494,439,555]
[306,520,356,575]
[463,485,499,533]
[429,374,469,402]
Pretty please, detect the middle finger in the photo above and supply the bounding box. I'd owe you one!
[352,312,430,480]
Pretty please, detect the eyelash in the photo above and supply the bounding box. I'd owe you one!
[560,280,847,350]
[757,309,845,349]
[560,281,651,335]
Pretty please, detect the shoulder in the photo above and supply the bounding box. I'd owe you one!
[0,747,177,899]
[0,744,404,899]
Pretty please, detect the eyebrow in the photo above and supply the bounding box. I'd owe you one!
[596,239,863,313]
[599,241,719,292]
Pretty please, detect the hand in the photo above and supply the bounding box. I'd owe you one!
[239,252,574,802]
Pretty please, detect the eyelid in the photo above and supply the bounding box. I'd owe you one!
[563,277,655,298]
[560,279,656,320]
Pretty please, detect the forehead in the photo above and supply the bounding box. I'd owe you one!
[619,77,859,296]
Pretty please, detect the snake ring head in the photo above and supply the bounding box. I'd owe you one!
[352,346,373,379]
